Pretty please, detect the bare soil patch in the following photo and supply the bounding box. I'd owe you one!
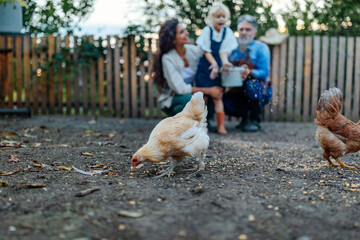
[1,116,359,240]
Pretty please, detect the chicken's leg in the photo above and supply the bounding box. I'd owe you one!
[154,161,180,178]
[323,152,338,167]
[180,152,206,172]
[197,152,206,171]
[334,158,356,169]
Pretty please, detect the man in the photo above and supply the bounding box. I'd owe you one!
[223,14,271,132]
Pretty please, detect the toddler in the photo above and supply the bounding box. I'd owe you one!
[196,2,238,134]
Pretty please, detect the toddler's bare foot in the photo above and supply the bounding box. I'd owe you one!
[217,125,227,135]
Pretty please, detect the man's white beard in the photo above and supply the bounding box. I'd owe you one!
[238,35,254,48]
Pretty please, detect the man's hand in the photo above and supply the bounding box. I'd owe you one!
[209,63,219,80]
[240,64,251,79]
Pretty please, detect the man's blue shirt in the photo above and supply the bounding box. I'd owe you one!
[229,40,270,82]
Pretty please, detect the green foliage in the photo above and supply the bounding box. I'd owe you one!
[22,0,95,34]
[143,0,360,36]
[0,0,28,8]
[142,0,278,37]
[40,37,104,75]
[123,24,153,61]
[281,0,360,36]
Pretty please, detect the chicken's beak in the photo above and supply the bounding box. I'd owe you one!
[132,156,140,171]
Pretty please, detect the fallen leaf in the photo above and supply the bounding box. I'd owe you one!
[81,152,93,156]
[75,187,100,197]
[0,140,22,148]
[88,120,97,125]
[0,168,21,176]
[9,154,20,163]
[58,144,70,147]
[24,133,37,138]
[31,143,41,148]
[90,163,106,168]
[58,166,73,171]
[109,131,116,138]
[117,210,143,218]
[50,162,61,166]
[26,184,46,188]
[0,180,8,186]
[104,172,119,177]
[72,166,105,175]
[31,161,44,168]
[5,131,18,138]
[86,130,95,134]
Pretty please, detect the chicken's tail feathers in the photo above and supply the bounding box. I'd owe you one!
[314,87,343,126]
[182,92,207,126]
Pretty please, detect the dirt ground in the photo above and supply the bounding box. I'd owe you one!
[0,116,360,240]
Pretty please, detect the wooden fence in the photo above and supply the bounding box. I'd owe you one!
[0,34,359,122]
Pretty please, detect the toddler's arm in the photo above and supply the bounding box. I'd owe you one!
[205,52,219,80]
[220,52,233,72]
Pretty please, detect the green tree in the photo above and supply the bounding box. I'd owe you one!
[22,0,95,34]
[282,0,360,36]
[0,0,28,8]
[142,0,278,37]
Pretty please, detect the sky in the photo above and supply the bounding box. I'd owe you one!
[77,0,294,37]
[77,0,147,36]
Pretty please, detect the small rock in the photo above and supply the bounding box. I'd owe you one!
[118,224,126,230]
[191,185,204,195]
[297,236,311,240]
[238,234,248,240]
[9,226,16,231]
[177,229,187,237]
[248,215,256,222]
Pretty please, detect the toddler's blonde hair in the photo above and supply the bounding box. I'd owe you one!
[206,2,231,27]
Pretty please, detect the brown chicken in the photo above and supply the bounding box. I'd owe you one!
[314,87,360,169]
[131,92,210,177]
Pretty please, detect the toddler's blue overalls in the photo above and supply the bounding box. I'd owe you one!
[196,27,227,87]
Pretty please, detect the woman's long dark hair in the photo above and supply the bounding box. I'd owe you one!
[152,19,179,90]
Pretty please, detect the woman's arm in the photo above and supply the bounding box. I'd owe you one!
[162,55,192,94]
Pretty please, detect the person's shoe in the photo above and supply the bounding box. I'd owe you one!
[242,121,260,132]
[251,120,261,129]
[236,118,248,130]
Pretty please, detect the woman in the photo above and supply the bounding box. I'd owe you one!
[153,19,223,116]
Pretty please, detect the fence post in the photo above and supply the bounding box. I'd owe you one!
[40,37,47,114]
[129,35,138,118]
[294,36,304,122]
[114,36,121,117]
[311,36,320,121]
[302,36,312,122]
[48,35,55,114]
[106,35,113,116]
[24,35,30,109]
[353,37,360,120]
[286,37,295,121]
[345,37,354,118]
[15,36,22,108]
[122,37,130,118]
[147,39,155,118]
[89,36,97,116]
[98,45,105,116]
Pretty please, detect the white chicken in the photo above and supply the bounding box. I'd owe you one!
[131,92,210,177]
